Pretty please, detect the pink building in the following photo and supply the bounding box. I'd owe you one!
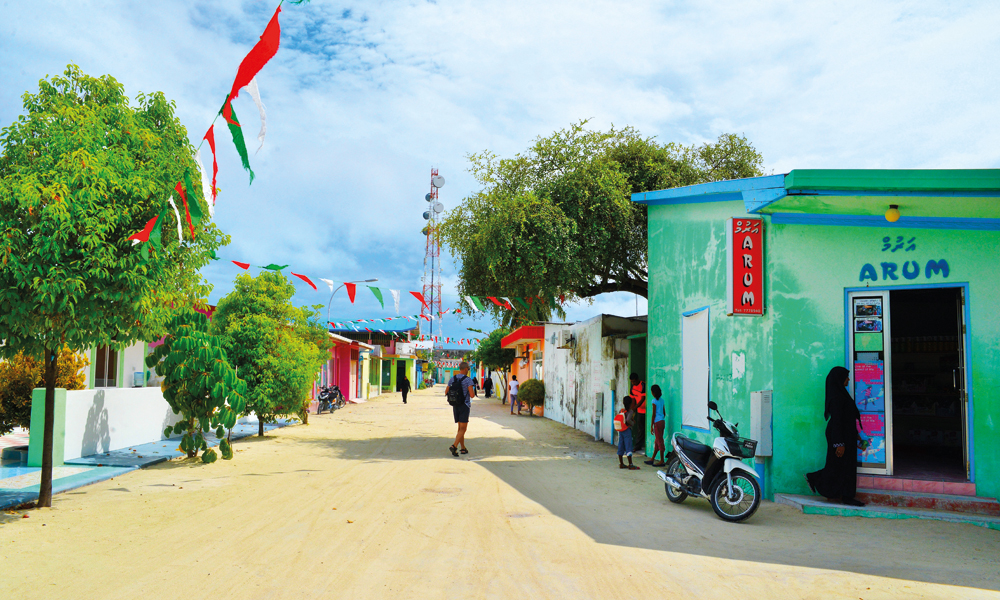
[315,333,374,403]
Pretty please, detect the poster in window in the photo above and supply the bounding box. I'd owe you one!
[853,298,882,317]
[854,361,885,412]
[854,317,883,333]
[858,413,886,465]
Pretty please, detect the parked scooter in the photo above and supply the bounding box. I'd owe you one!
[316,385,344,414]
[656,401,762,522]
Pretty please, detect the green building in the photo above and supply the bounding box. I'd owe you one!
[633,169,1000,501]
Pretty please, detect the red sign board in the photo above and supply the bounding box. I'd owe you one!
[728,218,764,315]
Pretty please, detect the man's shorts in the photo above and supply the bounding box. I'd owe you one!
[453,403,470,423]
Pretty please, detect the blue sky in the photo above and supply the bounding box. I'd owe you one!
[2,1,999,347]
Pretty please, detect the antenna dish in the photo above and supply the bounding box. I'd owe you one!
[422,211,431,220]
[433,202,444,214]
[425,193,433,202]
[431,176,445,188]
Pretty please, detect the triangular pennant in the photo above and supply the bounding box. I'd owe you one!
[291,272,317,290]
[175,181,196,239]
[127,215,159,245]
[149,209,166,249]
[345,282,356,303]
[167,196,184,243]
[222,6,281,126]
[245,77,267,154]
[203,126,218,207]
[319,278,335,292]
[222,101,255,184]
[369,286,384,309]
[183,170,203,234]
[514,297,531,310]
[390,290,400,314]
[261,264,287,270]
[194,150,214,218]
[410,291,429,309]
[233,261,251,270]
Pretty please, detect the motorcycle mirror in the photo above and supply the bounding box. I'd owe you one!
[707,401,718,411]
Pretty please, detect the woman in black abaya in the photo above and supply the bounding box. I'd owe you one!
[806,366,866,507]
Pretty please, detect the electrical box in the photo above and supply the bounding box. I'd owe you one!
[133,372,145,388]
[557,330,575,348]
[594,392,604,415]
[750,390,772,457]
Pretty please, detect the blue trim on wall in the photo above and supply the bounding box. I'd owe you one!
[631,174,785,205]
[681,305,710,317]
[743,187,787,213]
[771,213,1000,231]
[790,189,1000,198]
[843,282,975,483]
[636,192,744,207]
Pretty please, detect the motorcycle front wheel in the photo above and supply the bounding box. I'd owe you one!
[709,472,761,523]
[663,457,688,504]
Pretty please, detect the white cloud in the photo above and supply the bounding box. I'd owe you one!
[2,0,998,344]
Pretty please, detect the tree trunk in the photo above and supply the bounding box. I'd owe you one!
[37,347,58,508]
[258,419,264,437]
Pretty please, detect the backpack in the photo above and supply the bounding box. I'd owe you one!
[447,375,467,407]
[613,411,627,432]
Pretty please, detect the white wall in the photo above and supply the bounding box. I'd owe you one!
[544,318,632,445]
[62,387,185,461]
[120,342,146,388]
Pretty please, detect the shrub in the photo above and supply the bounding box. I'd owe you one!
[0,347,89,435]
[518,378,545,414]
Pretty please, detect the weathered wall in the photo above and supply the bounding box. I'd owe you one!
[647,198,1000,499]
[544,319,632,445]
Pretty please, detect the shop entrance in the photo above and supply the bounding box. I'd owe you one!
[847,286,970,481]
[395,361,406,391]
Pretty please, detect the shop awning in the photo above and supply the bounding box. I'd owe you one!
[501,326,545,349]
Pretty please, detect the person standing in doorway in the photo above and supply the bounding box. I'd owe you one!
[447,361,477,456]
[630,373,646,453]
[401,375,411,404]
[484,376,493,398]
[644,385,667,466]
[806,366,866,507]
[509,375,520,415]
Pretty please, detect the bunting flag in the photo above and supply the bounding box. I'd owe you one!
[246,77,267,154]
[222,6,282,127]
[128,216,159,245]
[175,181,196,239]
[223,102,255,184]
[410,291,429,310]
[149,209,166,249]
[319,278,335,292]
[194,150,214,218]
[486,297,508,310]
[514,297,531,310]
[291,272,317,290]
[369,286,384,308]
[465,296,481,312]
[261,264,288,270]
[345,282,356,303]
[203,126,218,208]
[167,196,184,243]
[183,170,204,235]
[390,290,400,314]
[233,261,251,270]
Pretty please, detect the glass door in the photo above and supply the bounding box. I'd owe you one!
[848,291,893,476]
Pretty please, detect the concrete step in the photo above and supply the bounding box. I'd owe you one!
[858,475,976,496]
[775,493,1000,530]
[856,488,1000,516]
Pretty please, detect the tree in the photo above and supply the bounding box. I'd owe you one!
[0,347,89,435]
[469,328,516,403]
[0,65,226,505]
[518,378,544,415]
[211,271,332,436]
[440,122,765,324]
[146,310,246,461]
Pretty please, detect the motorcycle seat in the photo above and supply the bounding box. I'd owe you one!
[677,436,712,459]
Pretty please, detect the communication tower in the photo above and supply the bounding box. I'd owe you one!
[421,169,446,339]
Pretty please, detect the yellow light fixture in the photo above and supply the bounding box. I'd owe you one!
[885,204,901,223]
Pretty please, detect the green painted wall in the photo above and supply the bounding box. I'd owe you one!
[647,199,1000,500]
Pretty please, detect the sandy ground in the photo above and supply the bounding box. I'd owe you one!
[2,387,998,600]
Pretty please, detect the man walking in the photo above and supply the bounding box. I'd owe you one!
[401,375,411,404]
[447,361,476,456]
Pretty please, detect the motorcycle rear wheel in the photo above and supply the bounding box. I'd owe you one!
[664,457,688,504]
[709,472,761,523]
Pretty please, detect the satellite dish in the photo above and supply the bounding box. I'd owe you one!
[422,211,431,220]
[425,193,433,202]
[431,175,446,188]
[433,202,444,214]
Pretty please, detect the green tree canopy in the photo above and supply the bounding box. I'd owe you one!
[211,271,332,435]
[0,65,227,505]
[440,122,764,324]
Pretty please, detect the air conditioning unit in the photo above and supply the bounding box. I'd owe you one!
[557,330,575,349]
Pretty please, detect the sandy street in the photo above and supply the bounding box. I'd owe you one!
[1,386,998,599]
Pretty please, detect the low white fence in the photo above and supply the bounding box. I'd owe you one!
[62,387,185,461]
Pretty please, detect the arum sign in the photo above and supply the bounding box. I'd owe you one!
[726,218,764,316]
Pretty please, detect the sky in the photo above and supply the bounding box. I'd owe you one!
[2,0,999,348]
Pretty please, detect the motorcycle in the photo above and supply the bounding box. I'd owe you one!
[316,385,345,414]
[656,401,762,522]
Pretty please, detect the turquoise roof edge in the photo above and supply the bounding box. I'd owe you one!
[630,174,786,213]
